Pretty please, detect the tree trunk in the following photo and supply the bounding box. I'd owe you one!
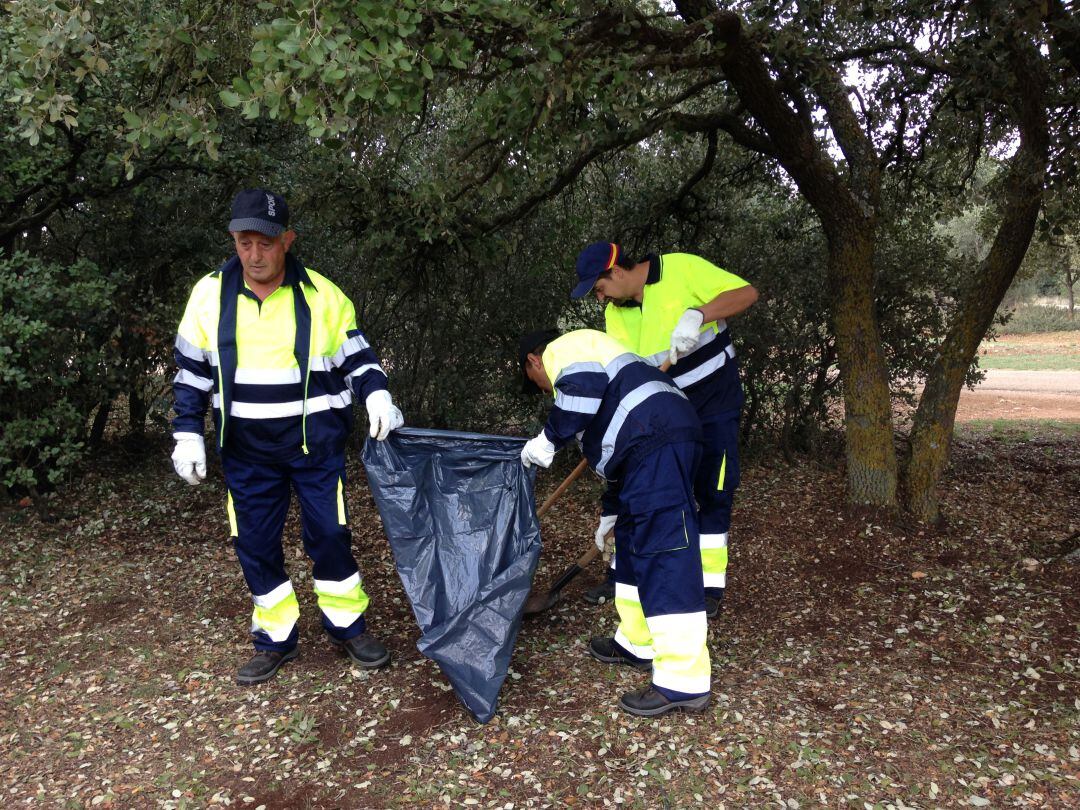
[828,229,898,509]
[1067,267,1075,320]
[128,386,147,438]
[87,399,112,449]
[903,41,1050,523]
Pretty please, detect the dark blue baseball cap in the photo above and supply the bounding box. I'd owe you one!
[518,328,560,394]
[228,188,289,236]
[572,241,624,299]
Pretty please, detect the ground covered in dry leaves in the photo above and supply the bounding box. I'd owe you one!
[2,425,1078,809]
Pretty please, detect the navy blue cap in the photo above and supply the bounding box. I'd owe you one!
[572,242,623,299]
[518,328,560,394]
[228,188,289,236]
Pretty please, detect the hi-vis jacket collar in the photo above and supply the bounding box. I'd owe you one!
[216,253,315,451]
[614,253,662,308]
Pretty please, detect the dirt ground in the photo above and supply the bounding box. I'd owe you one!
[1,332,1077,808]
[958,332,1080,422]
[2,427,1078,808]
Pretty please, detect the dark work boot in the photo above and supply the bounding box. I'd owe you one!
[236,647,299,685]
[583,578,616,605]
[619,686,711,717]
[333,633,390,669]
[588,636,652,671]
[705,595,721,619]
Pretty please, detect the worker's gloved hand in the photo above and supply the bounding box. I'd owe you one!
[668,308,704,366]
[594,513,617,553]
[520,431,556,469]
[171,432,206,486]
[366,389,404,441]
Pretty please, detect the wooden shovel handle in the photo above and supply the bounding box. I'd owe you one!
[536,458,589,518]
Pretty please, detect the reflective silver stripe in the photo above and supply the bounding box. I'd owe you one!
[603,352,640,379]
[309,355,335,372]
[321,606,362,628]
[174,369,213,392]
[703,572,727,588]
[235,367,302,385]
[345,363,385,381]
[671,343,736,389]
[554,360,606,385]
[651,667,711,695]
[615,582,640,603]
[211,391,352,418]
[613,627,655,660]
[253,580,295,609]
[175,333,208,363]
[643,349,668,367]
[332,334,371,366]
[596,380,688,477]
[554,391,602,415]
[208,350,219,368]
[313,572,360,595]
[699,532,728,550]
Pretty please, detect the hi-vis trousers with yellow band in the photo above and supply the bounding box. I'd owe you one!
[601,408,740,601]
[221,448,370,653]
[694,408,741,600]
[611,441,711,701]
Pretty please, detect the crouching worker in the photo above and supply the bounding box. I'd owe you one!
[518,328,711,716]
[171,188,404,684]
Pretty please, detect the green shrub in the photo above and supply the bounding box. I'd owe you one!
[999,304,1080,334]
[0,253,121,493]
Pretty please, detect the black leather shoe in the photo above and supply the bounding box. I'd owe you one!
[588,636,652,671]
[334,633,390,669]
[583,578,615,605]
[619,686,711,717]
[236,647,299,685]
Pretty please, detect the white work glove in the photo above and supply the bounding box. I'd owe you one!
[595,514,617,553]
[171,432,206,486]
[366,389,404,441]
[669,308,705,366]
[520,431,556,469]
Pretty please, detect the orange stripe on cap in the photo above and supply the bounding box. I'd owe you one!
[606,243,618,270]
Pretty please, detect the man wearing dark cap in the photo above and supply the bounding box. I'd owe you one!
[571,243,758,619]
[171,188,404,684]
[519,328,710,717]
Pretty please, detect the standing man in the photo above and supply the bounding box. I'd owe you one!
[171,188,405,684]
[571,243,758,618]
[519,328,710,717]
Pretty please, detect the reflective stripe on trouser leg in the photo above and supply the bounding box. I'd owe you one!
[290,449,367,641]
[694,409,740,599]
[617,441,709,698]
[313,571,370,632]
[221,455,297,652]
[252,580,300,644]
[700,532,728,591]
[625,506,710,699]
[611,513,655,662]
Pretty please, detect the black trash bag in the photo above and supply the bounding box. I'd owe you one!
[362,427,542,723]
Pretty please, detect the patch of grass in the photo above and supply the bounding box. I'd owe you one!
[977,353,1080,370]
[955,418,1080,442]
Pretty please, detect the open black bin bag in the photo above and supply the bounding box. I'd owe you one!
[362,428,542,723]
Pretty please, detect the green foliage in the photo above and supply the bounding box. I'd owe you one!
[0,254,119,491]
[998,304,1080,334]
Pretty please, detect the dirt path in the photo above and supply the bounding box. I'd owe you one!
[957,334,1080,421]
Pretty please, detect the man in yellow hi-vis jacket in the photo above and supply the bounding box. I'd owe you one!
[571,242,758,618]
[171,188,404,684]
